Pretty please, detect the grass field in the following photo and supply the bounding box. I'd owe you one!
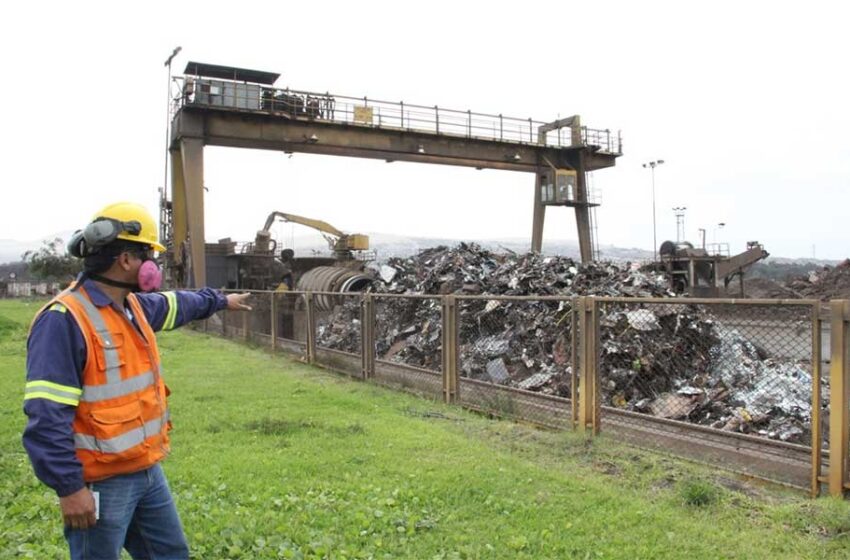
[1,298,850,559]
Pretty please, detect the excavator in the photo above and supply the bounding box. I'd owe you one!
[204,211,373,298]
[202,211,374,342]
[254,211,370,262]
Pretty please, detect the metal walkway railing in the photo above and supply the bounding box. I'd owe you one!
[171,76,622,155]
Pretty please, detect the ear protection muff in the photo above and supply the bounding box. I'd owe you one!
[66,230,87,258]
[67,218,143,258]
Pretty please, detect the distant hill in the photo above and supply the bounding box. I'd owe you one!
[0,231,76,265]
[1,231,840,267]
[282,232,654,263]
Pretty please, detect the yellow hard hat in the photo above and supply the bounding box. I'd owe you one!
[92,202,166,253]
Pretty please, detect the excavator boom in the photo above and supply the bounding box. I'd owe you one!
[260,211,369,257]
[262,211,346,238]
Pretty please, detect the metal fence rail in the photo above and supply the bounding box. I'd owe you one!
[206,290,850,497]
[171,76,622,154]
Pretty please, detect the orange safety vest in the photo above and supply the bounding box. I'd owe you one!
[37,286,171,482]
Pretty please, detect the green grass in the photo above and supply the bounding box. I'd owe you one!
[1,298,850,559]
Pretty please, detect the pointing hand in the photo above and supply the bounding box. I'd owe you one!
[226,293,253,311]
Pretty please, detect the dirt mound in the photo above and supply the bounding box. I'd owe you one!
[737,277,801,299]
[786,259,850,300]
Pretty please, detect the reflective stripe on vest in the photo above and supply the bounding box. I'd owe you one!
[74,412,169,454]
[68,291,122,385]
[81,371,155,402]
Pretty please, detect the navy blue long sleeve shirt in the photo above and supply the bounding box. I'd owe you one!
[22,279,227,496]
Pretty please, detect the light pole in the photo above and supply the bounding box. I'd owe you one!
[712,222,726,252]
[673,206,687,243]
[642,159,665,260]
[161,46,182,253]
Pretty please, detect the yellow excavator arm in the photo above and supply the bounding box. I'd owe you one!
[261,211,369,257]
[263,211,345,238]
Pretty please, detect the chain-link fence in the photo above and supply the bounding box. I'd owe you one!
[272,292,310,359]
[593,298,819,487]
[455,296,574,428]
[222,305,247,340]
[313,292,363,377]
[197,291,850,494]
[247,292,272,346]
[371,294,443,399]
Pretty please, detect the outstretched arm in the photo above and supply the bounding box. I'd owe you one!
[136,289,252,332]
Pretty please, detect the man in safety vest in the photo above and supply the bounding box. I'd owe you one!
[22,202,251,559]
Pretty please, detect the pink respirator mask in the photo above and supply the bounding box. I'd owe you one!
[137,259,163,292]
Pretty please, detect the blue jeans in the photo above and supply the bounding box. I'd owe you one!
[65,463,189,560]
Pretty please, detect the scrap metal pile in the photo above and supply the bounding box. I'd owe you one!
[598,306,813,443]
[315,244,814,443]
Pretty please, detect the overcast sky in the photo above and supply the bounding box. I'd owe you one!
[2,1,848,259]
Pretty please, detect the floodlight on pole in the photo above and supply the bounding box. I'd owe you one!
[712,221,726,247]
[642,159,665,260]
[673,206,687,243]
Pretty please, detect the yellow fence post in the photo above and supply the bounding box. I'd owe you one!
[305,293,317,364]
[829,300,850,497]
[361,294,375,380]
[591,297,600,435]
[441,295,459,404]
[578,296,599,434]
[270,292,277,353]
[570,297,579,430]
[811,302,823,497]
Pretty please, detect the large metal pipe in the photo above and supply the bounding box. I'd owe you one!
[296,266,373,310]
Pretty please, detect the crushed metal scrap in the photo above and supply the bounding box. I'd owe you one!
[315,244,816,444]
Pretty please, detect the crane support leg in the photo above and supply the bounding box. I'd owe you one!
[574,157,593,263]
[575,204,593,263]
[170,149,187,266]
[531,171,546,253]
[171,138,206,288]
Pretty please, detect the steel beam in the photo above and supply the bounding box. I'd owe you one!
[171,108,617,173]
[168,107,619,284]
